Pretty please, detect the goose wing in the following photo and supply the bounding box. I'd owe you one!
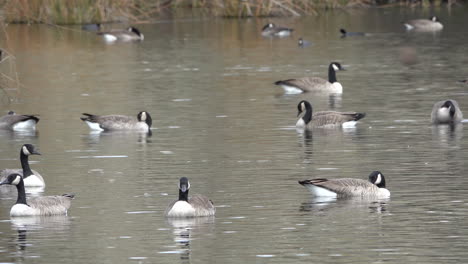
[0,114,39,129]
[81,114,137,130]
[189,194,216,216]
[27,194,74,216]
[301,178,379,196]
[311,111,366,127]
[275,77,328,91]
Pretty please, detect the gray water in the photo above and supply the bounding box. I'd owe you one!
[1,7,468,264]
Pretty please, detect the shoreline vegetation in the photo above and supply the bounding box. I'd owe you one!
[0,0,460,24]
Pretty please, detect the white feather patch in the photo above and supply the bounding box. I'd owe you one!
[12,175,21,185]
[275,30,291,37]
[330,82,343,93]
[404,24,414,30]
[102,34,117,42]
[374,173,382,185]
[10,204,35,216]
[296,118,306,128]
[437,107,451,123]
[166,201,196,217]
[342,121,357,128]
[24,175,45,187]
[85,121,104,131]
[22,146,31,155]
[13,120,37,131]
[305,185,338,197]
[280,85,303,94]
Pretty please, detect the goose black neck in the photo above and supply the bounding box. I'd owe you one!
[178,189,189,202]
[20,151,33,178]
[444,101,456,117]
[15,179,28,205]
[328,64,338,83]
[303,103,313,124]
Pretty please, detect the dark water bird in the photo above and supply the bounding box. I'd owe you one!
[97,26,144,42]
[165,177,216,218]
[80,111,152,132]
[81,23,101,32]
[299,171,390,198]
[340,28,366,38]
[0,144,44,187]
[298,38,312,47]
[261,23,293,37]
[275,62,345,94]
[296,100,365,129]
[404,16,443,32]
[0,111,39,131]
[0,173,74,216]
[431,100,463,124]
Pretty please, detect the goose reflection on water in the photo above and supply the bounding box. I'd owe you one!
[164,217,215,261]
[300,196,389,214]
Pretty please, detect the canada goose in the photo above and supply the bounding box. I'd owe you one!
[340,28,366,38]
[431,100,463,124]
[404,16,443,32]
[0,111,39,131]
[298,171,390,198]
[296,100,365,129]
[0,174,74,216]
[165,177,216,218]
[80,111,152,132]
[274,62,345,94]
[298,38,312,47]
[0,144,44,187]
[261,23,293,37]
[97,26,144,42]
[82,23,101,32]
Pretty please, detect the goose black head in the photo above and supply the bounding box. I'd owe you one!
[178,177,190,193]
[369,171,386,188]
[128,27,144,39]
[21,144,41,156]
[330,62,345,72]
[137,111,152,128]
[340,28,347,35]
[297,100,312,117]
[442,100,456,117]
[262,23,275,31]
[0,173,22,186]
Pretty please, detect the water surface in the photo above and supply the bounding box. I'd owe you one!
[1,7,468,264]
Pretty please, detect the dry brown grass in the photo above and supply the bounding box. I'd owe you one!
[0,0,458,23]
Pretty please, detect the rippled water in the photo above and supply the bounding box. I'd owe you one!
[1,7,468,264]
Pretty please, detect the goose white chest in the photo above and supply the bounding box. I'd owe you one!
[10,204,36,216]
[166,201,196,217]
[24,175,45,187]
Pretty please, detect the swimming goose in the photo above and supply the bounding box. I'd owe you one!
[261,23,293,37]
[165,177,216,218]
[80,111,152,132]
[340,28,366,38]
[296,100,366,129]
[404,16,443,32]
[275,62,345,94]
[298,38,312,47]
[0,144,44,187]
[431,99,463,124]
[0,111,39,131]
[298,171,390,198]
[0,174,74,216]
[97,26,144,42]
